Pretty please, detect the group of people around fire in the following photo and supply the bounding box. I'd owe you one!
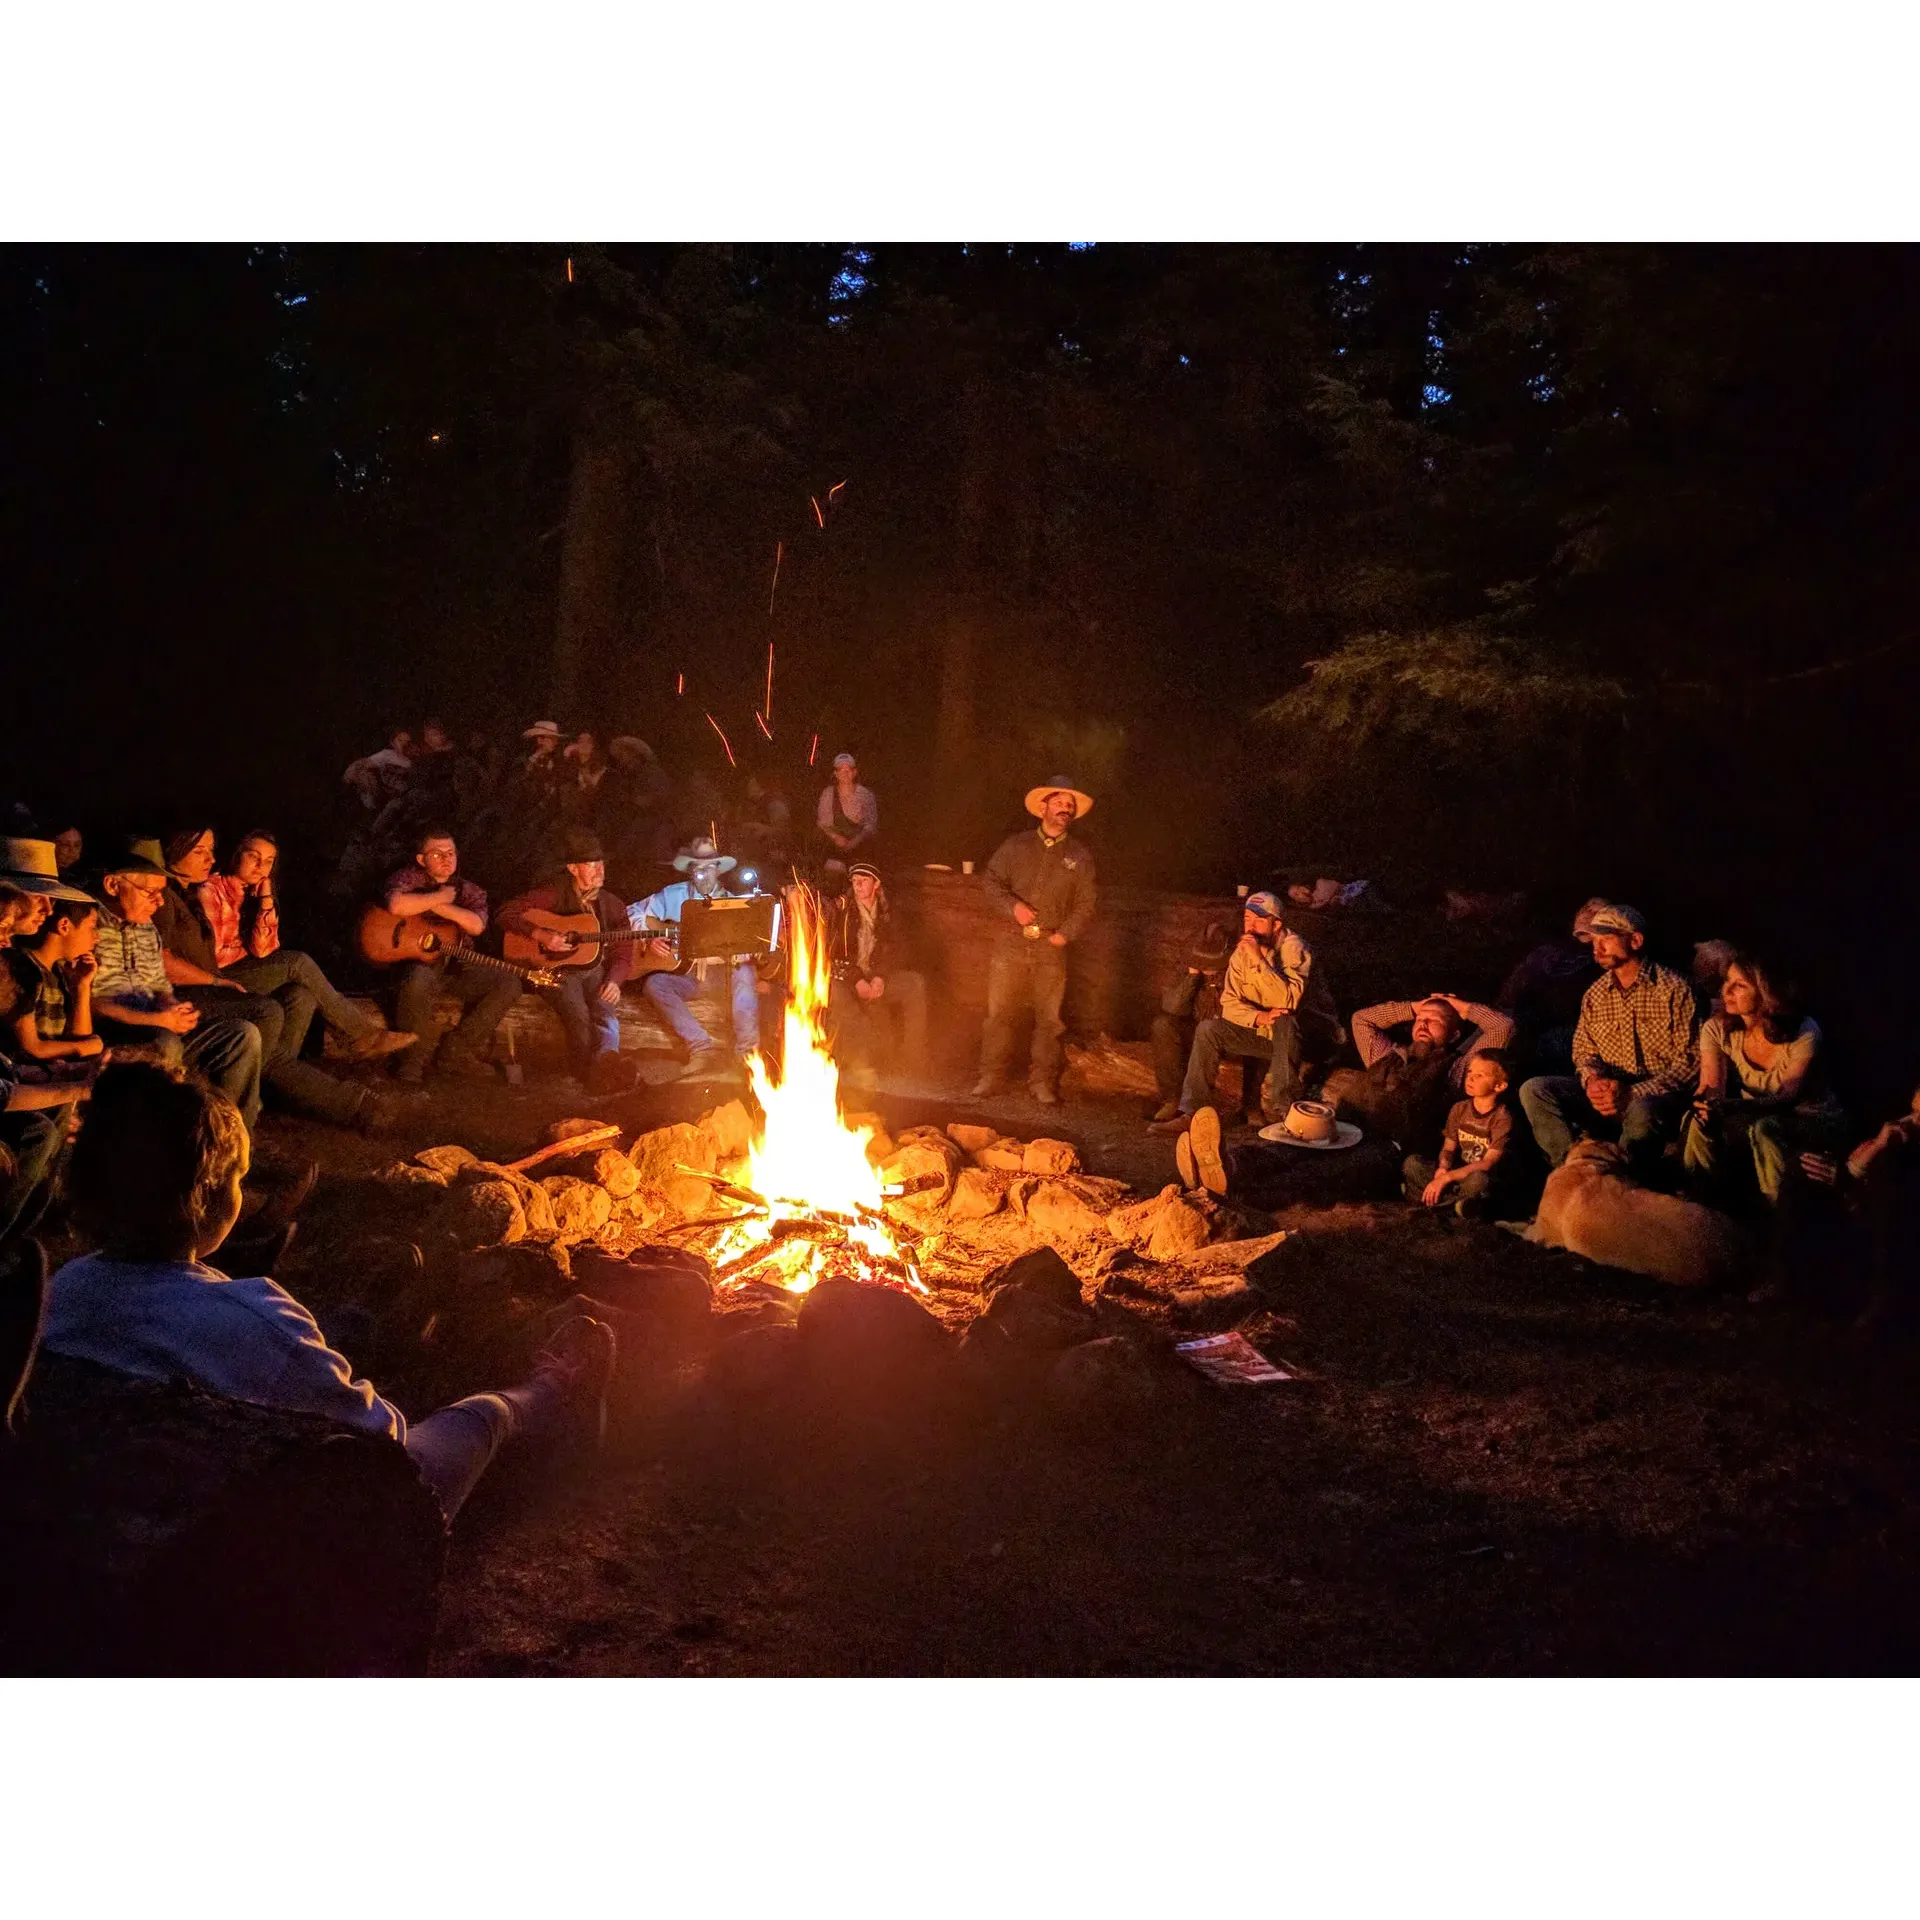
[2,748,1913,1554]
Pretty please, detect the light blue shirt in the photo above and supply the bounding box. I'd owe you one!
[42,1253,407,1441]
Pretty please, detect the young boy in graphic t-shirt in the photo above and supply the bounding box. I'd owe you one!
[1404,1048,1516,1219]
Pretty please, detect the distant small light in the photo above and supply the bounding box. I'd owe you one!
[1178,354,1190,366]
[429,432,442,443]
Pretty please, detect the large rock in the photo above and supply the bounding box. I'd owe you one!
[1024,1182,1111,1247]
[375,1162,449,1191]
[697,1100,755,1161]
[945,1167,1005,1222]
[436,1178,525,1248]
[414,1144,479,1177]
[983,1285,1095,1352]
[982,1246,1086,1311]
[796,1279,951,1376]
[1109,1185,1212,1261]
[880,1141,960,1214]
[1050,1336,1159,1414]
[623,1189,667,1231]
[658,1174,713,1220]
[588,1150,640,1199]
[572,1245,714,1330]
[628,1122,717,1191]
[971,1139,1028,1172]
[946,1123,997,1154]
[454,1242,573,1302]
[539,1177,613,1242]
[705,1323,799,1397]
[1022,1137,1082,1177]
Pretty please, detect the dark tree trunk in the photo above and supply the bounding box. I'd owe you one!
[554,427,630,717]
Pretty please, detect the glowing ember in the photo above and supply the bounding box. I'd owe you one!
[710,888,915,1296]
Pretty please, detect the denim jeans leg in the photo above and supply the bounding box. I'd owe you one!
[730,963,762,1052]
[1520,1075,1588,1169]
[645,972,713,1050]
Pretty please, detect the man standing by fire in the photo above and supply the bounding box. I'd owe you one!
[973,776,1096,1107]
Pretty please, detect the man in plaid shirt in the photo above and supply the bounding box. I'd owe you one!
[1519,903,1698,1173]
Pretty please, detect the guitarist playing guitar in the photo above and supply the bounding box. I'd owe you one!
[496,830,639,1090]
[378,827,526,1082]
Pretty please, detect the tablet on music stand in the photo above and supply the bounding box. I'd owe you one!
[677,893,782,963]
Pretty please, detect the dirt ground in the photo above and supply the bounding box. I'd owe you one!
[261,1068,1920,1677]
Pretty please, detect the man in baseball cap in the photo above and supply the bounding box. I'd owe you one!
[1518,902,1700,1173]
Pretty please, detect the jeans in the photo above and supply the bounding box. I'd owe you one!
[537,967,623,1079]
[1681,1103,1848,1209]
[393,959,524,1075]
[98,1013,266,1130]
[1181,1014,1302,1117]
[401,1373,574,1523]
[644,965,761,1054]
[980,941,1069,1090]
[830,971,929,1075]
[179,987,291,1129]
[228,949,377,1043]
[1520,1075,1687,1173]
[0,1109,64,1249]
[1400,1152,1497,1219]
[204,960,365,1128]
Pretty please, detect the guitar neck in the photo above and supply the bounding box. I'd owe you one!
[458,947,553,983]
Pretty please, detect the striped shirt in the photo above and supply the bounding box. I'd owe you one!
[1571,961,1699,1099]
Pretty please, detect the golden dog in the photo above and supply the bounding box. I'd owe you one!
[1528,1140,1750,1288]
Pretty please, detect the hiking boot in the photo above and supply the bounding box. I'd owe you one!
[971,1075,1010,1099]
[1147,1112,1190,1137]
[532,1307,619,1448]
[345,1026,419,1064]
[1029,1082,1060,1107]
[1149,1100,1181,1125]
[680,1045,731,1082]
[1175,1131,1199,1191]
[1188,1106,1227,1196]
[352,1089,408,1137]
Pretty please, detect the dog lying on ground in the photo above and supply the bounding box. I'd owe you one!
[1527,1139,1750,1287]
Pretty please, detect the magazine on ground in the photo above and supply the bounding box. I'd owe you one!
[1174,1331,1295,1387]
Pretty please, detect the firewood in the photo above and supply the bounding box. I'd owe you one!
[503,1123,622,1174]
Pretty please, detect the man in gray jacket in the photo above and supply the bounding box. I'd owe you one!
[972,777,1097,1106]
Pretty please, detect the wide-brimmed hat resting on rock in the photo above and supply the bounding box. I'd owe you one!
[1024,776,1094,820]
[673,836,736,874]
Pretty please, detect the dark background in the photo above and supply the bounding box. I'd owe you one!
[3,242,1914,1103]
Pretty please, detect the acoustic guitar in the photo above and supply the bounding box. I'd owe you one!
[500,909,685,978]
[356,905,562,989]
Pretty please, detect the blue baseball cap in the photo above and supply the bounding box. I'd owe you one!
[1244,890,1284,919]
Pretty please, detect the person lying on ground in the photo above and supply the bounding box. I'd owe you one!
[1519,904,1698,1177]
[201,829,415,1065]
[1404,1049,1519,1220]
[91,847,266,1128]
[1682,952,1847,1212]
[1286,874,1387,912]
[36,1062,616,1524]
[498,830,635,1090]
[161,827,391,1131]
[1154,890,1341,1135]
[383,827,523,1083]
[1498,897,1606,1074]
[827,861,928,1089]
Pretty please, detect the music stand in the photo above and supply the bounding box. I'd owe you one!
[677,893,782,963]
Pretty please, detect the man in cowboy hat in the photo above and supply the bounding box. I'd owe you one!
[973,778,1097,1106]
[628,836,763,1075]
[499,829,638,1090]
[1,836,96,914]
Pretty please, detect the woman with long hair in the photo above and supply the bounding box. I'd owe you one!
[1682,951,1847,1212]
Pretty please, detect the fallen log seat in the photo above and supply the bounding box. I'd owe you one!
[1,1353,446,1676]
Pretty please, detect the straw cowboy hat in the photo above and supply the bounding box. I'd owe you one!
[1,837,96,905]
[1023,775,1094,820]
[1259,1099,1362,1152]
[673,835,736,874]
[522,720,562,741]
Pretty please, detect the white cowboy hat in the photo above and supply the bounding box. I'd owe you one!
[1023,775,1094,820]
[1259,1099,1362,1152]
[673,835,736,874]
[522,720,562,740]
[1,837,97,905]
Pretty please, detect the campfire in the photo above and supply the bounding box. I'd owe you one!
[704,888,925,1299]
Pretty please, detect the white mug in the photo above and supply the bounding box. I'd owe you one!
[961,860,974,875]
[1237,885,1250,899]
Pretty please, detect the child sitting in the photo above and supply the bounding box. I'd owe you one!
[37,1061,615,1522]
[1404,1048,1517,1220]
